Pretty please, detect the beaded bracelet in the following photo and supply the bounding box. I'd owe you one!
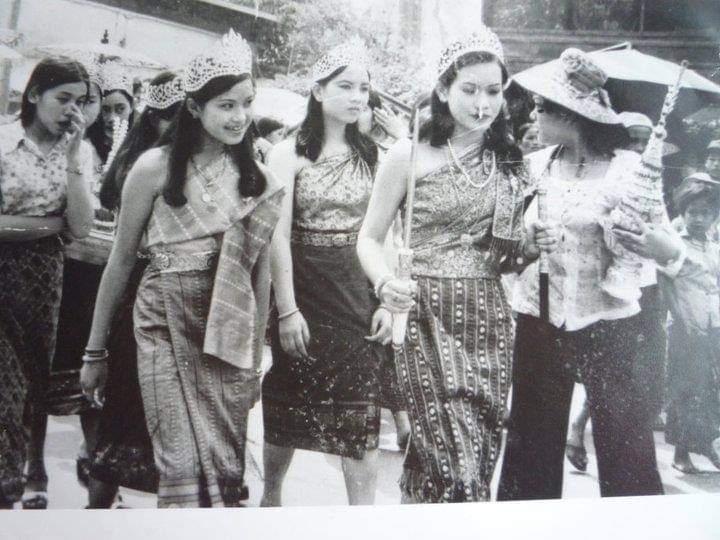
[278,307,300,321]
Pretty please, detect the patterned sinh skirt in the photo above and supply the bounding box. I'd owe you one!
[0,237,63,503]
[262,242,383,459]
[134,262,257,507]
[91,259,158,493]
[396,276,513,503]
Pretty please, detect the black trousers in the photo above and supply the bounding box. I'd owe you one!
[497,313,664,500]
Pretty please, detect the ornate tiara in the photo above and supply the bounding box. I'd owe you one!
[437,27,505,77]
[100,61,133,95]
[73,52,104,92]
[184,29,253,93]
[145,74,184,110]
[311,37,370,83]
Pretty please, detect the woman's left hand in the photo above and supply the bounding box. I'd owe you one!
[80,361,108,409]
[366,306,393,345]
[64,107,86,165]
[613,222,681,263]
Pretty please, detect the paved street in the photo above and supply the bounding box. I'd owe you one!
[14,349,720,509]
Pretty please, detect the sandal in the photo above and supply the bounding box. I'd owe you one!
[21,491,48,510]
[565,442,588,472]
[672,460,700,474]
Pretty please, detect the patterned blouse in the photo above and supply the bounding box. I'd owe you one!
[407,147,525,279]
[0,121,94,217]
[513,146,645,330]
[293,151,374,234]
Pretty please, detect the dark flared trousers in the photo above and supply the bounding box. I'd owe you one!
[497,313,664,500]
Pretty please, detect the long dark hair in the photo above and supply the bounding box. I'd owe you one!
[162,74,265,207]
[420,51,522,175]
[539,98,628,157]
[295,67,377,168]
[86,89,136,164]
[99,71,180,210]
[21,56,89,128]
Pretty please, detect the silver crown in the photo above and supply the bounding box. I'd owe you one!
[183,29,253,93]
[437,27,504,77]
[72,52,105,92]
[100,61,133,95]
[311,37,370,83]
[145,74,185,110]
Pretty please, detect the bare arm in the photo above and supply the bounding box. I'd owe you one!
[85,150,163,350]
[357,138,410,287]
[0,215,65,241]
[63,118,94,239]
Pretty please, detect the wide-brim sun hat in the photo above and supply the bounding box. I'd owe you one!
[515,48,620,125]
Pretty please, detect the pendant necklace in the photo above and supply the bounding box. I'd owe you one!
[192,154,227,207]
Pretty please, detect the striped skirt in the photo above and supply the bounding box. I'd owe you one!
[134,260,257,507]
[395,276,513,503]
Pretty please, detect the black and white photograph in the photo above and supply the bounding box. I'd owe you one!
[0,0,719,537]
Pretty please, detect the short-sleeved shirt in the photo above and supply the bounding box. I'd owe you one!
[0,120,94,217]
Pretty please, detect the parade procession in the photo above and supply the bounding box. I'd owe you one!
[2,0,720,512]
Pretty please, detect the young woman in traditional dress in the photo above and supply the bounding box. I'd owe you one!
[357,28,555,503]
[498,48,683,499]
[79,71,184,508]
[260,40,389,506]
[38,60,134,492]
[0,57,94,509]
[83,30,284,507]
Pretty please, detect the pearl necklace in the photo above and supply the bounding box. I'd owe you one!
[446,139,496,190]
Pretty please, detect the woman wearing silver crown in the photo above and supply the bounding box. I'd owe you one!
[260,40,389,506]
[498,48,683,500]
[82,30,284,507]
[357,29,556,503]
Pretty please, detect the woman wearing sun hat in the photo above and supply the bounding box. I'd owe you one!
[498,48,684,499]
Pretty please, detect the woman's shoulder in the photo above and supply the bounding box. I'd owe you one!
[0,120,24,155]
[124,146,169,193]
[612,148,642,167]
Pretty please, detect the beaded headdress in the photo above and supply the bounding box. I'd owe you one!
[436,27,505,77]
[311,37,370,83]
[183,29,253,93]
[74,52,104,92]
[100,61,133,95]
[145,74,185,110]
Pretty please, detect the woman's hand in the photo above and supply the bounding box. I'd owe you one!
[524,220,559,259]
[380,279,416,312]
[64,107,87,166]
[373,105,406,140]
[613,222,681,263]
[365,307,393,345]
[278,310,311,358]
[80,362,108,409]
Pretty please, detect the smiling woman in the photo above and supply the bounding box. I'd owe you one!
[81,30,284,508]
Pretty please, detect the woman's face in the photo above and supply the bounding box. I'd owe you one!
[195,78,255,147]
[534,96,573,146]
[101,90,132,138]
[266,128,284,145]
[520,124,542,154]
[442,61,503,139]
[82,83,102,128]
[31,81,88,137]
[705,152,720,179]
[316,64,370,125]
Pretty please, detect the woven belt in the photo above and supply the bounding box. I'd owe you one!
[148,250,218,273]
[291,230,358,247]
